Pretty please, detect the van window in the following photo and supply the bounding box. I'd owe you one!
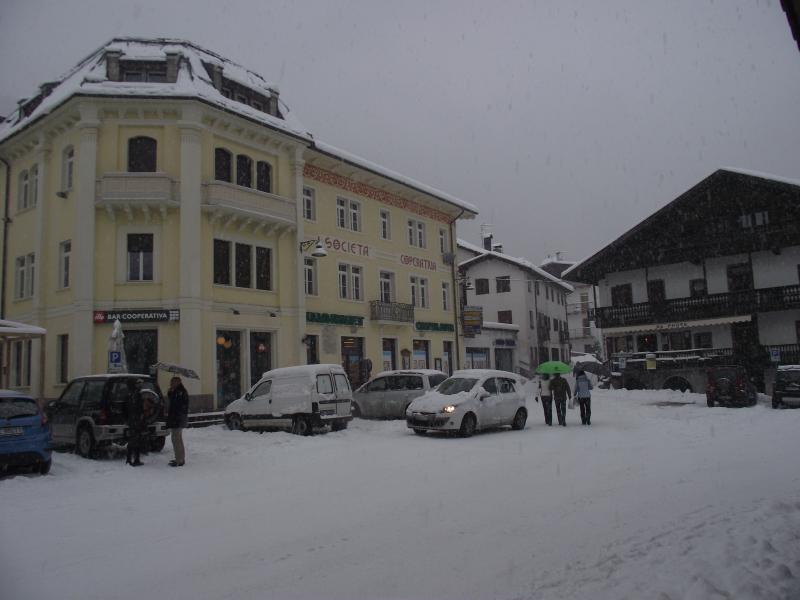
[316,374,334,394]
[333,373,350,392]
[251,380,271,399]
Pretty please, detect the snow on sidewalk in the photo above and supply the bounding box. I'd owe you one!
[1,388,799,600]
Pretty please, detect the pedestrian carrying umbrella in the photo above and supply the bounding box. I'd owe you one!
[573,360,612,378]
[535,360,572,375]
[151,361,200,380]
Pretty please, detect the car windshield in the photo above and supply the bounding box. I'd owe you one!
[436,377,478,395]
[710,368,741,381]
[0,397,38,419]
[777,370,800,384]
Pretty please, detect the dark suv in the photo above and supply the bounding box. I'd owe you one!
[705,366,757,407]
[46,374,168,458]
[772,366,800,409]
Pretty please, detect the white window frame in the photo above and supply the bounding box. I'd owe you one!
[442,281,450,311]
[26,253,35,298]
[338,263,363,301]
[407,218,426,248]
[30,164,38,208]
[380,209,391,240]
[439,228,448,254]
[379,270,395,303]
[14,256,26,300]
[59,240,71,289]
[116,225,161,284]
[127,233,155,282]
[18,170,29,211]
[336,197,347,229]
[336,197,361,232]
[304,257,317,295]
[303,186,316,221]
[410,276,429,308]
[349,199,361,232]
[62,146,74,191]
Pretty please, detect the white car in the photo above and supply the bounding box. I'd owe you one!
[405,369,527,437]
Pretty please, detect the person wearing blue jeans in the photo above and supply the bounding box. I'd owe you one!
[575,369,593,426]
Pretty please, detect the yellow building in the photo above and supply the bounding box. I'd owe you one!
[0,38,477,408]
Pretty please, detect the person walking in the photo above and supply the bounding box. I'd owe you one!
[575,369,593,426]
[167,376,189,467]
[550,373,572,427]
[126,379,145,466]
[538,374,554,426]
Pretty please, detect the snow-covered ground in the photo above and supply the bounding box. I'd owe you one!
[2,389,799,600]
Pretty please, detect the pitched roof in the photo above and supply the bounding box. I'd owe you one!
[459,249,574,292]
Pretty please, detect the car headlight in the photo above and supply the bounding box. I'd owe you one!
[441,405,457,414]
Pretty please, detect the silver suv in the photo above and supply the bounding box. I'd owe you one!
[352,370,448,419]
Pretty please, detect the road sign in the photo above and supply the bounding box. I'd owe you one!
[108,351,123,373]
[770,348,781,363]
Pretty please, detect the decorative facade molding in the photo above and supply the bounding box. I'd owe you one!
[304,163,452,224]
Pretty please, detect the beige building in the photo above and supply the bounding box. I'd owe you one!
[0,38,477,408]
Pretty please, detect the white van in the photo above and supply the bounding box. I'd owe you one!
[224,364,353,435]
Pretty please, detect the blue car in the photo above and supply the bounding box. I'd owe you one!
[0,390,52,474]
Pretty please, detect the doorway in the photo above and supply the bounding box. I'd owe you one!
[382,338,396,371]
[341,336,365,389]
[123,329,158,375]
[412,339,430,369]
[495,348,513,372]
[216,330,241,407]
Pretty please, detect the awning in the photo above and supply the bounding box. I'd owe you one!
[0,319,47,337]
[603,314,751,336]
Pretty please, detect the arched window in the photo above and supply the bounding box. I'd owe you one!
[256,161,272,193]
[128,136,157,172]
[215,148,232,182]
[62,146,74,191]
[18,170,29,210]
[236,154,253,188]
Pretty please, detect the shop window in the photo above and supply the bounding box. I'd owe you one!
[475,278,489,295]
[611,284,633,307]
[215,148,232,182]
[303,187,316,221]
[636,334,658,353]
[465,348,489,369]
[305,335,319,365]
[216,330,241,406]
[693,332,713,349]
[127,234,153,281]
[668,331,691,351]
[496,276,511,293]
[689,278,707,298]
[123,329,158,376]
[412,339,430,369]
[498,310,513,324]
[249,332,271,387]
[256,161,271,193]
[127,136,157,172]
[236,154,253,188]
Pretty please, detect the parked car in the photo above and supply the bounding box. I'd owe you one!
[46,374,168,458]
[352,369,448,419]
[772,365,800,408]
[406,369,527,437]
[0,390,52,474]
[705,365,757,407]
[225,364,353,435]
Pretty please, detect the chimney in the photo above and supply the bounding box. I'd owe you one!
[483,233,493,251]
[166,52,181,83]
[106,50,122,81]
[492,243,503,254]
[268,86,280,116]
[555,251,563,261]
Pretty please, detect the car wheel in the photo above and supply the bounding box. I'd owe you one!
[459,413,477,438]
[226,413,244,431]
[511,408,527,430]
[772,398,780,409]
[149,436,166,452]
[75,426,95,458]
[291,416,312,436]
[39,459,52,475]
[706,396,715,408]
[351,402,362,419]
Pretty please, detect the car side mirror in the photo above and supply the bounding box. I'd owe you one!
[245,392,252,401]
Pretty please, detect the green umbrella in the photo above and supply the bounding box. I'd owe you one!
[535,360,572,375]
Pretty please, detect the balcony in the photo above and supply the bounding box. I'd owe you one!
[370,301,415,324]
[202,181,296,232]
[558,330,570,343]
[96,172,178,219]
[595,284,800,329]
[569,327,593,339]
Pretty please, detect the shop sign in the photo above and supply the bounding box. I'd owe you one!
[94,309,180,324]
[462,306,483,336]
[323,236,370,257]
[400,254,437,271]
[307,312,364,327]
[415,321,455,332]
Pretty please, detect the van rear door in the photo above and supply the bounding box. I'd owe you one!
[333,372,353,417]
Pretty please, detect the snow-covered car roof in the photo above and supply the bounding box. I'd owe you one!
[0,390,36,399]
[260,364,345,380]
[370,369,447,379]
[449,369,524,380]
[777,365,800,371]
[73,373,155,380]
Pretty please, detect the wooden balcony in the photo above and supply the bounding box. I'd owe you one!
[594,284,800,328]
[370,301,415,324]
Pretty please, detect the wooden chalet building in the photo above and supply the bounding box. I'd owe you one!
[565,168,800,391]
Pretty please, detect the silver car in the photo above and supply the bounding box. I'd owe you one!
[352,370,448,419]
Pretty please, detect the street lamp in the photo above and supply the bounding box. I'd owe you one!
[299,237,327,258]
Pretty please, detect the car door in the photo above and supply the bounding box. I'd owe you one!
[357,376,387,418]
[50,380,85,443]
[246,380,272,427]
[477,377,501,427]
[316,373,336,415]
[497,377,520,424]
[386,374,424,418]
[332,373,352,417]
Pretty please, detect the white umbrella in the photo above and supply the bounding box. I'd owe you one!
[107,319,128,373]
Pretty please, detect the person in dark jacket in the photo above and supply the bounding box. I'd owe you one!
[126,379,145,466]
[574,369,593,426]
[538,374,554,426]
[549,373,572,427]
[167,376,189,467]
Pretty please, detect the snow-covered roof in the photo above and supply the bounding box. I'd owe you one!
[0,37,311,144]
[720,167,800,189]
[457,238,488,255]
[312,141,478,215]
[459,250,574,292]
[0,320,46,337]
[482,321,521,331]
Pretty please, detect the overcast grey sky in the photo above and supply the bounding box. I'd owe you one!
[1,0,798,264]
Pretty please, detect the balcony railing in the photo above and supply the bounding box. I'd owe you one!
[370,301,415,323]
[595,284,800,328]
[569,327,593,339]
[202,181,296,227]
[763,344,800,366]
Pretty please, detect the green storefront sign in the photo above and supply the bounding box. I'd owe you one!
[415,321,455,332]
[306,312,364,327]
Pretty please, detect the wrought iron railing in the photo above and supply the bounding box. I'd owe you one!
[595,284,800,328]
[369,300,415,323]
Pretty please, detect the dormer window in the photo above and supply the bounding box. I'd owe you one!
[120,60,171,83]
